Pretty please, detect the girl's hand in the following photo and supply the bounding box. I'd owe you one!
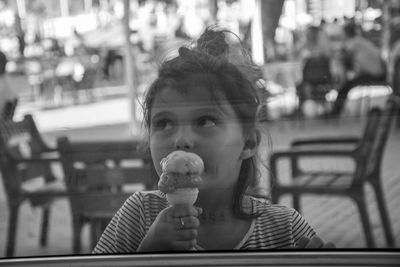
[296,236,336,249]
[137,204,202,252]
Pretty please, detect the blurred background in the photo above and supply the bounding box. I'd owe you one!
[0,0,400,258]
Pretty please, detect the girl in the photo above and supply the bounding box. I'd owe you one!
[93,28,334,252]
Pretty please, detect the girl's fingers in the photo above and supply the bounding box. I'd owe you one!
[297,236,335,249]
[172,239,197,250]
[174,215,200,230]
[306,236,324,248]
[296,236,310,248]
[170,204,202,218]
[323,242,336,249]
[175,228,198,241]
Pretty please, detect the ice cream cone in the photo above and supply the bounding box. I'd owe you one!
[159,151,203,206]
[166,188,199,206]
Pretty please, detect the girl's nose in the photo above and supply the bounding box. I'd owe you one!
[174,127,194,150]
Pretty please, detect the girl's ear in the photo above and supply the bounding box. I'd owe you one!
[240,130,260,160]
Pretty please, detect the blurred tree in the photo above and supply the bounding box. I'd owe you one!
[209,0,218,24]
[260,0,284,61]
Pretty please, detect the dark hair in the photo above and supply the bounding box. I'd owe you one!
[143,27,264,218]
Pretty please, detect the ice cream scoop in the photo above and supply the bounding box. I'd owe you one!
[158,150,204,205]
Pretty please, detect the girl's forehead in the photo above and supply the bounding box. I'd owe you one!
[152,86,225,108]
[149,86,240,119]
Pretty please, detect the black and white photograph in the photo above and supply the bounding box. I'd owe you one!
[0,0,399,266]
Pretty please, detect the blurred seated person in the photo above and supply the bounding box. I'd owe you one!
[0,49,17,119]
[297,25,332,62]
[295,25,334,115]
[331,22,386,117]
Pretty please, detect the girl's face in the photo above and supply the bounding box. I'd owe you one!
[149,86,251,192]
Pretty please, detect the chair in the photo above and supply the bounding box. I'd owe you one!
[391,57,400,128]
[0,114,67,257]
[1,98,18,120]
[57,136,157,253]
[269,96,399,248]
[337,57,390,117]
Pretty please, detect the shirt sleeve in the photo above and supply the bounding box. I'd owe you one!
[290,208,316,247]
[93,192,147,253]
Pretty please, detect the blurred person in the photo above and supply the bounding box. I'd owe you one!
[103,49,123,80]
[323,18,344,42]
[0,49,17,119]
[295,25,334,117]
[330,22,386,117]
[296,25,332,60]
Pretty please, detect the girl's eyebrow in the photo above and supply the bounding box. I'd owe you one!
[150,110,174,121]
[151,103,233,120]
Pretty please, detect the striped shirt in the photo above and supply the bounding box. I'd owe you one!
[93,191,315,253]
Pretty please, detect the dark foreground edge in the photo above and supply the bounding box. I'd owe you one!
[0,251,399,267]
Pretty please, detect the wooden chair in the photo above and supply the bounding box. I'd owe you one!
[0,114,67,257]
[1,98,18,120]
[391,57,400,128]
[57,136,157,253]
[269,96,399,248]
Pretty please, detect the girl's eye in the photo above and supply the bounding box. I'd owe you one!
[196,116,217,128]
[151,119,173,131]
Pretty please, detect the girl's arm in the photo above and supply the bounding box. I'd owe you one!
[291,209,335,248]
[291,208,316,244]
[93,193,147,253]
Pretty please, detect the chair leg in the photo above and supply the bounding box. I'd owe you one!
[371,180,395,247]
[353,196,375,248]
[91,219,107,250]
[90,220,98,251]
[397,108,400,128]
[293,194,301,214]
[40,206,50,246]
[6,203,20,257]
[72,214,82,254]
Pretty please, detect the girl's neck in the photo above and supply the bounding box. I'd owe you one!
[195,187,235,225]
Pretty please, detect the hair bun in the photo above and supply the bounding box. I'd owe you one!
[178,47,191,58]
[196,28,229,58]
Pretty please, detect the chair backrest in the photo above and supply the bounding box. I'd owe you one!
[352,107,382,184]
[0,115,53,196]
[1,98,18,120]
[302,55,331,85]
[363,96,399,181]
[0,114,50,158]
[392,56,400,96]
[57,136,157,217]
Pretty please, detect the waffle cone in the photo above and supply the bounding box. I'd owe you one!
[166,188,199,205]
